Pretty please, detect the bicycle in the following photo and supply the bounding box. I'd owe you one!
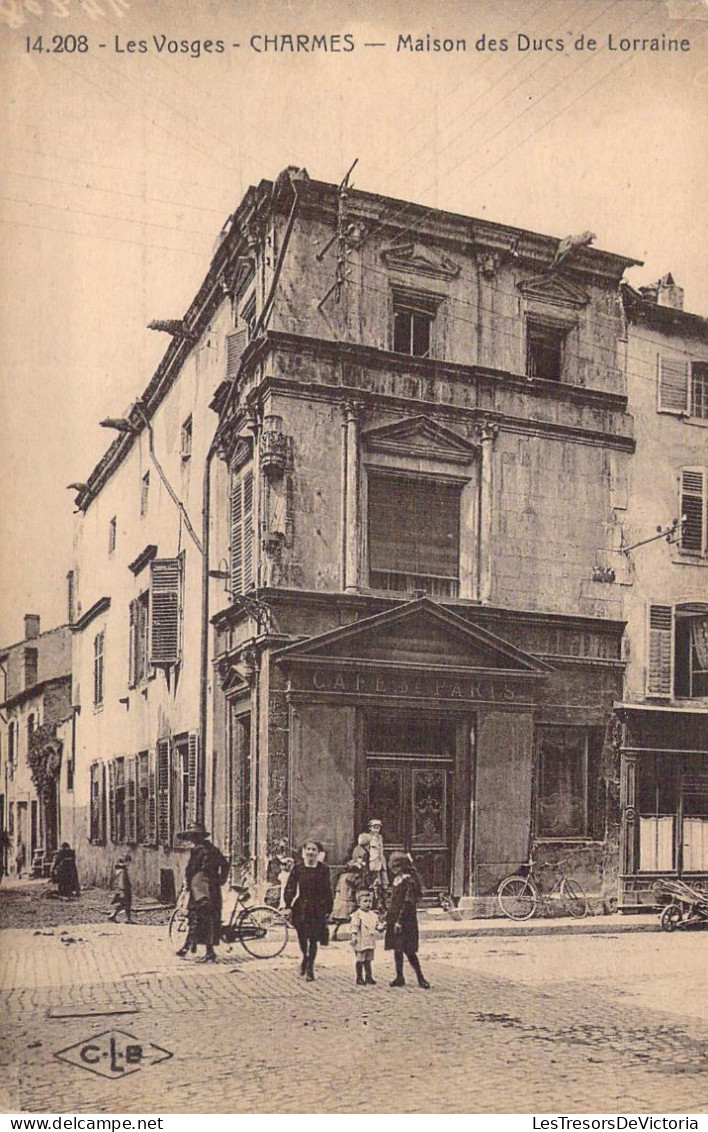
[496,855,588,920]
[169,884,289,959]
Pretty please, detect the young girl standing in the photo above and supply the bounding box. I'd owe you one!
[284,839,333,981]
[384,851,430,989]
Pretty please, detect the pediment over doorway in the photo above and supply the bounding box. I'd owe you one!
[274,598,552,675]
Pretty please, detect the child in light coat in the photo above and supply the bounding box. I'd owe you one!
[331,858,365,939]
[349,888,382,985]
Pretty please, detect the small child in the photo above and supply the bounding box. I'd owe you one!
[349,888,382,985]
[385,851,429,989]
[108,855,133,923]
[331,858,365,940]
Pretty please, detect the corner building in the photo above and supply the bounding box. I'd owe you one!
[210,171,637,906]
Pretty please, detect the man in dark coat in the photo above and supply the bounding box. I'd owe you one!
[178,822,230,962]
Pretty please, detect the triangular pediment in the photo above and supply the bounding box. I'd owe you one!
[362,416,478,464]
[518,274,589,309]
[275,598,553,674]
[382,242,460,280]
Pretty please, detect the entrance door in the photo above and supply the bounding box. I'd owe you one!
[365,713,455,895]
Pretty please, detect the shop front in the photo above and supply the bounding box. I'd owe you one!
[273,599,553,900]
[617,704,708,908]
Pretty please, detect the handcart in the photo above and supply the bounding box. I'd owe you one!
[653,877,708,932]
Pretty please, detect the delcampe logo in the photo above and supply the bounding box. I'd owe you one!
[54,1029,173,1080]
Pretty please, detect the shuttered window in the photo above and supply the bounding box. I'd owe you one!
[93,631,105,707]
[89,761,106,843]
[230,468,254,597]
[126,756,137,844]
[657,355,690,414]
[108,760,117,843]
[149,559,182,666]
[156,738,171,846]
[226,328,248,382]
[679,468,707,556]
[368,473,461,597]
[647,604,674,699]
[187,731,199,826]
[692,362,708,420]
[147,748,157,845]
[136,752,149,844]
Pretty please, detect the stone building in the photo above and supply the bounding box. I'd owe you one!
[208,170,639,907]
[0,616,72,878]
[615,277,708,908]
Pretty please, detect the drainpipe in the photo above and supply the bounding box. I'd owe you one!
[201,438,220,830]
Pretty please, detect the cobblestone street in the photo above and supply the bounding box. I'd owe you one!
[1,906,707,1115]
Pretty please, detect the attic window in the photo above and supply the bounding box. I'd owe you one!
[527,319,566,381]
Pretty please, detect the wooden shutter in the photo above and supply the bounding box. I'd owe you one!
[226,328,248,381]
[658,355,690,414]
[187,731,199,825]
[647,604,674,698]
[230,468,254,596]
[156,738,171,846]
[90,762,100,842]
[147,748,157,845]
[150,558,182,665]
[126,756,137,844]
[128,600,138,687]
[368,474,460,579]
[108,760,117,843]
[679,468,706,555]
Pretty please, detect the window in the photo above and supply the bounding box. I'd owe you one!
[109,757,126,843]
[527,319,566,381]
[658,356,708,420]
[8,722,15,768]
[393,302,433,357]
[679,468,707,556]
[128,591,150,686]
[27,713,35,743]
[93,630,105,707]
[647,603,708,700]
[180,416,193,462]
[156,738,171,846]
[368,473,461,597]
[89,761,106,843]
[23,648,38,690]
[136,751,150,844]
[108,517,117,556]
[140,472,150,517]
[241,295,257,341]
[230,467,254,597]
[149,558,183,666]
[66,570,75,624]
[536,726,603,839]
[174,732,199,836]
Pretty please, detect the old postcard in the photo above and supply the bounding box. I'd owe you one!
[1,0,707,1119]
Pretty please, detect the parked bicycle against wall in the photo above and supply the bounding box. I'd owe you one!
[169,883,289,959]
[497,855,588,920]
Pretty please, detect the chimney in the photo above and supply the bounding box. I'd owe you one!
[656,273,684,311]
[24,614,40,640]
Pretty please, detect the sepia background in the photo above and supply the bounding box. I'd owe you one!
[0,0,706,643]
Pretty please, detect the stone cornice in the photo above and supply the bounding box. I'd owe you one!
[71,595,111,634]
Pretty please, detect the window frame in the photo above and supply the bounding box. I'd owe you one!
[657,354,708,421]
[535,725,594,841]
[108,517,117,556]
[366,469,463,598]
[678,466,707,558]
[526,316,567,382]
[93,630,105,708]
[230,463,255,598]
[646,601,708,701]
[180,415,193,462]
[391,287,440,359]
[140,471,150,518]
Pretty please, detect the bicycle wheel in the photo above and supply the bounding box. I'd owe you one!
[561,877,588,918]
[168,904,190,953]
[497,876,537,920]
[237,904,289,959]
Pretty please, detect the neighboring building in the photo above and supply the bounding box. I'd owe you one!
[0,616,72,878]
[207,170,639,908]
[615,277,708,908]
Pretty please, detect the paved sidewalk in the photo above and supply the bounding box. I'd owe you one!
[416,910,659,938]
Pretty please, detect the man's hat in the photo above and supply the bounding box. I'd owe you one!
[177,821,210,840]
[368,818,382,828]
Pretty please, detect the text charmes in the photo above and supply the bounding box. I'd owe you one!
[113,34,226,56]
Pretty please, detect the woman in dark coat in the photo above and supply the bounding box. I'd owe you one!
[52,843,80,898]
[384,851,430,988]
[284,839,333,981]
[178,822,230,962]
